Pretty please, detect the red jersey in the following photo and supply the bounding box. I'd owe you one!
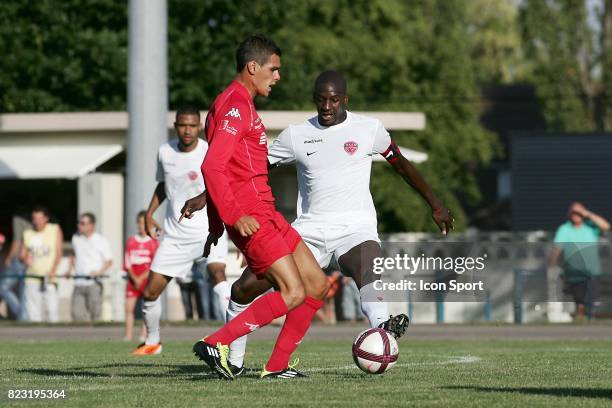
[123,235,159,275]
[202,81,275,235]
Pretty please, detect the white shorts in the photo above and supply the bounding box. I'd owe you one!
[292,221,380,269]
[150,232,228,279]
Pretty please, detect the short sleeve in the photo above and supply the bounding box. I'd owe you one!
[268,127,296,165]
[372,120,392,154]
[155,148,164,182]
[99,236,113,261]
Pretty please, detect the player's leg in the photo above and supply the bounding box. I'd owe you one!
[338,240,409,338]
[138,271,171,348]
[262,240,329,377]
[195,254,305,379]
[226,267,273,371]
[207,232,230,320]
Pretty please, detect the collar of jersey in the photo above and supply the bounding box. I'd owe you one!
[315,110,352,130]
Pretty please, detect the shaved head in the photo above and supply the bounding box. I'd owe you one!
[314,70,347,95]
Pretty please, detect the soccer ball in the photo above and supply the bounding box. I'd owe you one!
[352,328,399,374]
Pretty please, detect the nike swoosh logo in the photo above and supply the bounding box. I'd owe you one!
[306,151,317,156]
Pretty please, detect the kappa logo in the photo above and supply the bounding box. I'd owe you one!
[225,108,241,120]
[245,322,259,332]
[344,141,358,155]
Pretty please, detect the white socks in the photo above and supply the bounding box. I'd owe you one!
[359,282,389,328]
[226,299,250,368]
[212,281,231,322]
[142,298,161,345]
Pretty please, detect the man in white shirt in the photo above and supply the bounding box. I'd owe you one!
[133,105,230,356]
[69,212,113,322]
[223,71,455,370]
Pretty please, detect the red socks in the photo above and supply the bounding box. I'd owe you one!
[206,291,288,346]
[265,296,323,372]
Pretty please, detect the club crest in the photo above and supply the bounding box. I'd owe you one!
[344,141,358,155]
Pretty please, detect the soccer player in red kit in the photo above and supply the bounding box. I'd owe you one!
[124,211,159,342]
[189,35,329,380]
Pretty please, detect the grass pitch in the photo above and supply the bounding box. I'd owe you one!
[1,338,611,407]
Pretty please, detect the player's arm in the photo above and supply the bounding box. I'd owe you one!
[93,259,112,278]
[202,103,258,238]
[384,141,454,235]
[180,191,207,221]
[145,182,165,239]
[267,127,296,170]
[49,226,64,279]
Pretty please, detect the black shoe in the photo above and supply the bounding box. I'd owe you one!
[260,359,307,379]
[192,339,233,380]
[379,314,410,339]
[230,363,246,377]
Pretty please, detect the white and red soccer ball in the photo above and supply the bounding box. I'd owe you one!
[352,328,399,374]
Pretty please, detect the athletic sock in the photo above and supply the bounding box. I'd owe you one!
[359,282,390,328]
[142,298,162,345]
[227,299,251,367]
[265,296,323,372]
[212,280,231,322]
[205,291,288,346]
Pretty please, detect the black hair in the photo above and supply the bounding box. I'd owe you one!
[176,105,200,120]
[314,70,347,95]
[31,205,49,218]
[80,212,96,225]
[235,34,282,73]
[137,210,147,221]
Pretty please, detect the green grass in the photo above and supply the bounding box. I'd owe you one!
[1,339,611,407]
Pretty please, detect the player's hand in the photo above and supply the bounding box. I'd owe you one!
[432,206,454,235]
[145,214,161,239]
[203,233,221,258]
[234,215,260,237]
[180,192,207,222]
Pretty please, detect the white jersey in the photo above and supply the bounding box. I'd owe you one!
[156,138,208,242]
[268,111,392,225]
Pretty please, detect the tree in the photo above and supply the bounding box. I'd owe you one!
[0,0,499,232]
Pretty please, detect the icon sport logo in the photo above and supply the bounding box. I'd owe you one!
[344,141,358,155]
[225,108,241,120]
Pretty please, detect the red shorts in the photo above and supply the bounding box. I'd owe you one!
[126,277,148,299]
[227,205,301,278]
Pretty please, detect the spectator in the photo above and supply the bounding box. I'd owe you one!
[1,210,32,320]
[124,211,158,340]
[549,202,610,320]
[21,205,63,322]
[176,260,215,321]
[341,277,365,323]
[68,213,112,322]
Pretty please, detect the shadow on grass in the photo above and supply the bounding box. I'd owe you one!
[444,386,612,400]
[18,363,219,380]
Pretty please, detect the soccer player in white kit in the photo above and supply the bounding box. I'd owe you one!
[223,71,454,370]
[132,105,230,356]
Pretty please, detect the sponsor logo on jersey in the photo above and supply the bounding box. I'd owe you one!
[221,119,238,136]
[344,141,358,155]
[187,170,199,181]
[225,107,241,119]
[304,138,323,144]
[259,132,267,145]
